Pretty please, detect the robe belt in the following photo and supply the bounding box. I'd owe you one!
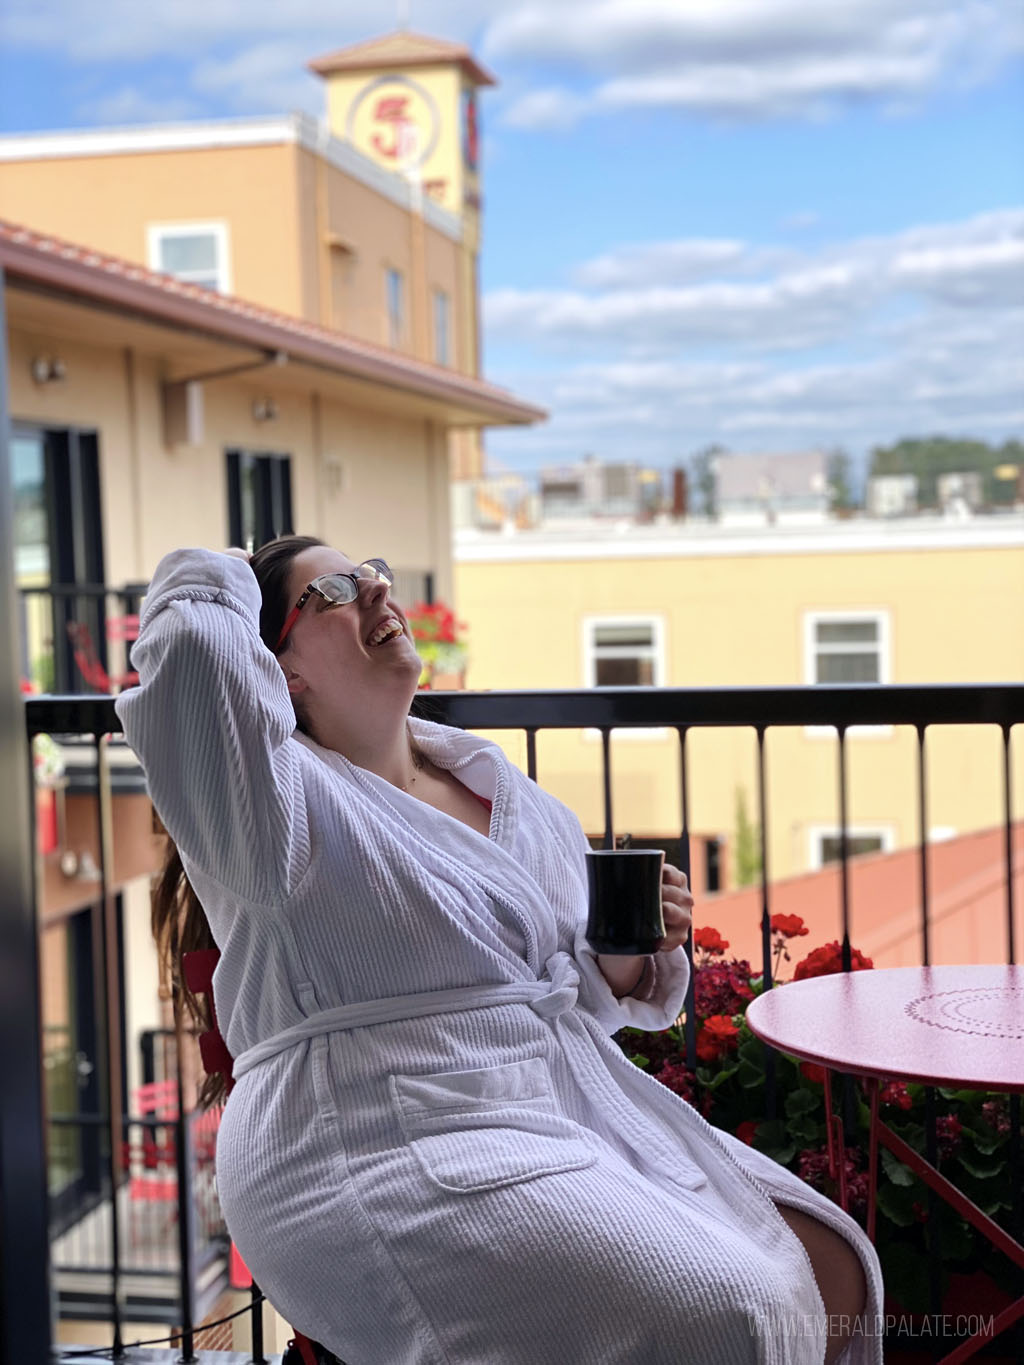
[231,952,581,1080]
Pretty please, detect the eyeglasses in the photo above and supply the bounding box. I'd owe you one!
[275,558,393,651]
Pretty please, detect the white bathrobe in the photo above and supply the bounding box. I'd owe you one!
[116,549,884,1365]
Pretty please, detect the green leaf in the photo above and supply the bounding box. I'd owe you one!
[785,1088,820,1117]
[876,1181,920,1228]
[704,1064,740,1091]
[754,1119,789,1148]
[879,1239,932,1313]
[760,1142,796,1166]
[628,1053,651,1070]
[785,1113,821,1143]
[737,1061,766,1090]
[881,1148,915,1187]
[955,1151,1006,1180]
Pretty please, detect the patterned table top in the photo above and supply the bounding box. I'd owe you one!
[745,964,1024,1091]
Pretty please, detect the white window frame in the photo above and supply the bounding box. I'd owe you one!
[146,221,232,293]
[806,824,895,871]
[582,614,667,741]
[803,608,892,737]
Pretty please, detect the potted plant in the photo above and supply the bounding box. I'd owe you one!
[405,601,468,690]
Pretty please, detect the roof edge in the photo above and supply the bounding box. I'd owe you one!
[0,221,544,429]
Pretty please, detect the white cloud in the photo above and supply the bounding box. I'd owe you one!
[488,0,1024,127]
[483,207,1024,465]
[76,86,201,125]
[191,41,322,113]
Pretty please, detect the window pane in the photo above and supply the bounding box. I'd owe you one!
[595,656,653,686]
[821,835,884,864]
[816,620,878,645]
[12,432,49,582]
[387,269,403,345]
[817,652,879,683]
[594,623,654,648]
[434,291,450,365]
[159,232,218,274]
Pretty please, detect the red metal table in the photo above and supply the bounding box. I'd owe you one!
[746,964,1024,1364]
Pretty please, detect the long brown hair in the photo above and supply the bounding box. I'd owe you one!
[151,536,324,1106]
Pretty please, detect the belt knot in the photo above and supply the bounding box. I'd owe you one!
[530,952,580,1021]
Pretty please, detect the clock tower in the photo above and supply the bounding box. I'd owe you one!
[308,31,495,477]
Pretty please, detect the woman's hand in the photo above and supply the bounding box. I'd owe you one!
[596,862,694,998]
[222,547,251,562]
[659,862,693,953]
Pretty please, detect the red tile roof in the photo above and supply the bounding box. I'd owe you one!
[308,30,496,87]
[701,821,1024,972]
[0,219,542,426]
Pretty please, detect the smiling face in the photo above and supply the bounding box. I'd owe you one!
[276,545,422,726]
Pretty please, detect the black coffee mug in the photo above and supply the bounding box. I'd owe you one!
[585,849,665,956]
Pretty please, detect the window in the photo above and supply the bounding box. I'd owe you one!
[586,619,662,687]
[433,289,451,365]
[386,267,404,347]
[147,223,231,292]
[805,612,888,684]
[803,610,891,736]
[226,451,293,553]
[582,617,666,739]
[808,826,894,870]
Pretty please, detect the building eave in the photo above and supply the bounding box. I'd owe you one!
[0,221,544,429]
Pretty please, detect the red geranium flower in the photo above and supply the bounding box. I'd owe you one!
[793,940,874,980]
[694,960,755,1019]
[693,925,729,956]
[696,1014,741,1063]
[800,1062,827,1085]
[879,1080,913,1111]
[655,1060,697,1106]
[770,913,809,939]
[936,1114,963,1160]
[736,1119,759,1145]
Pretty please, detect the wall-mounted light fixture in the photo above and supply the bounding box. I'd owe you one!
[252,397,278,422]
[31,356,67,385]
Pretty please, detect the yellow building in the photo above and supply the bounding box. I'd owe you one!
[454,519,1024,888]
[0,30,498,478]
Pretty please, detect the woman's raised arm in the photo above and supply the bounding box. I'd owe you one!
[115,548,310,903]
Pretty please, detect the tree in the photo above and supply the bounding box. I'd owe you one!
[868,436,1019,508]
[826,447,857,513]
[733,787,762,888]
[689,443,726,519]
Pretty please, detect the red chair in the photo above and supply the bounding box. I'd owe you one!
[182,949,342,1365]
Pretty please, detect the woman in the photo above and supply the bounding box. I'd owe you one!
[116,536,883,1365]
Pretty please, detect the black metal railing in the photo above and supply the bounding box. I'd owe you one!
[18,583,147,696]
[17,684,1024,1359]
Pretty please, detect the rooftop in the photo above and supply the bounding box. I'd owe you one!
[308,29,497,87]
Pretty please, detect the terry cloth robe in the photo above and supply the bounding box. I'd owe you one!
[116,549,885,1365]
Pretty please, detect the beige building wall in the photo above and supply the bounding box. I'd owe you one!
[7,315,451,593]
[0,144,308,318]
[454,536,1024,881]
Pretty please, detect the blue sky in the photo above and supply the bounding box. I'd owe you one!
[2,1,1022,481]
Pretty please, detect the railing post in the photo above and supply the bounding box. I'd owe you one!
[173,1020,197,1362]
[0,261,53,1362]
[95,734,126,1356]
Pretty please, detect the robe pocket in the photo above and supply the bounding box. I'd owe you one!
[390,1057,598,1194]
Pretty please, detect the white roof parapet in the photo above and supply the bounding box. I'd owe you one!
[453,515,1024,562]
[0,113,463,243]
